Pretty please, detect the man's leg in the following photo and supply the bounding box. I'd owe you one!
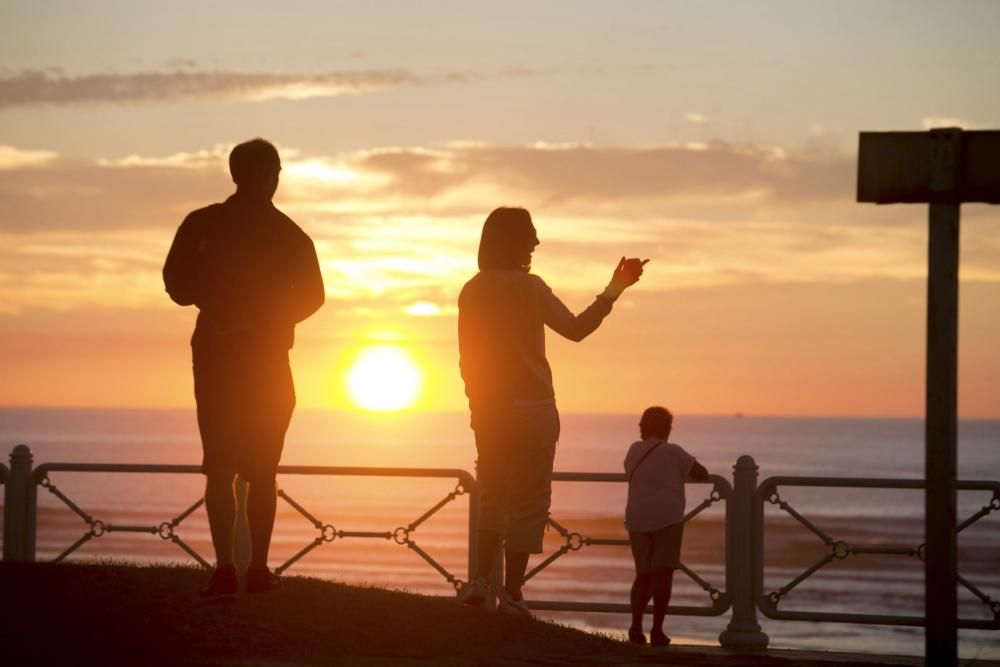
[205,470,237,567]
[245,351,294,582]
[247,476,277,571]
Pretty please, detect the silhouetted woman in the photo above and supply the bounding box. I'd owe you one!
[458,206,647,615]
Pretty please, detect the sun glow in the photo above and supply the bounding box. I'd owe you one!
[346,345,422,411]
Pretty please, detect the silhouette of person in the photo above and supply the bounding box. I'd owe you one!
[624,406,709,645]
[458,206,647,615]
[163,138,324,598]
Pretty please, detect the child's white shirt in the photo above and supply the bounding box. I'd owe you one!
[624,438,696,532]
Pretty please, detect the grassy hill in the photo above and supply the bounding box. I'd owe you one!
[0,561,636,666]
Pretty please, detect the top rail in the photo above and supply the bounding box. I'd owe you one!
[759,476,1000,493]
[31,462,724,490]
[552,471,733,496]
[32,463,477,488]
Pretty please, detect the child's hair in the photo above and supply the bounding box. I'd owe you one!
[639,406,673,440]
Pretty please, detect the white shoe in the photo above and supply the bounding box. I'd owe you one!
[498,591,533,618]
[461,576,489,607]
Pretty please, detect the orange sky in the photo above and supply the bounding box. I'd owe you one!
[1,3,998,417]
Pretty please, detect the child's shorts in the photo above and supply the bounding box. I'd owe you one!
[629,522,683,574]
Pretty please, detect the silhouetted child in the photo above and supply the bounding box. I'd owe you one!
[624,406,709,645]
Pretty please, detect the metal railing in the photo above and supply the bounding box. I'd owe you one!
[27,461,478,593]
[0,461,7,553]
[3,445,999,650]
[756,476,1000,630]
[33,463,210,566]
[268,465,477,592]
[523,471,732,617]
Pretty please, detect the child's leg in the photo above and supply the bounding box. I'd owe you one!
[651,568,675,637]
[630,573,652,631]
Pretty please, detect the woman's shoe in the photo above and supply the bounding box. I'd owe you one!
[460,577,490,607]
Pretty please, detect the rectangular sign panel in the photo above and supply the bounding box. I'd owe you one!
[857,130,1000,204]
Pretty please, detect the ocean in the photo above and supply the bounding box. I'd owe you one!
[1,407,998,659]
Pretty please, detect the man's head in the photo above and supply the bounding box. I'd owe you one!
[229,138,281,200]
[639,406,673,440]
[478,207,539,271]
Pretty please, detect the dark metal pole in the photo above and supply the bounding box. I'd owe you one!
[925,200,960,666]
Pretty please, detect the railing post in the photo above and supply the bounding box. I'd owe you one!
[719,455,769,648]
[465,473,480,600]
[234,476,251,573]
[4,445,37,561]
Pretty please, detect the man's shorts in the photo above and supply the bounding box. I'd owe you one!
[193,345,295,483]
[629,522,684,574]
[473,402,560,554]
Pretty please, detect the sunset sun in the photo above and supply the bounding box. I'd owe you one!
[346,346,422,411]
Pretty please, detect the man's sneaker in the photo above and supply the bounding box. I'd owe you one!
[200,564,238,599]
[498,591,533,618]
[460,576,489,607]
[628,626,647,645]
[245,567,282,594]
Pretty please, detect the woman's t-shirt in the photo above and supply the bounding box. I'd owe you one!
[624,439,696,532]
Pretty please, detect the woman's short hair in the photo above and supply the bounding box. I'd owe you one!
[229,138,280,185]
[640,406,673,439]
[478,207,535,271]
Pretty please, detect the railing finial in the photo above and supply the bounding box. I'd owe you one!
[4,445,37,561]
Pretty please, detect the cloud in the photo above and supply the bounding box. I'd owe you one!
[0,229,170,313]
[685,112,707,124]
[96,145,231,169]
[0,68,419,107]
[921,116,984,130]
[0,139,863,236]
[345,140,855,205]
[0,66,537,108]
[2,137,997,318]
[0,158,231,233]
[0,145,58,170]
[0,68,416,107]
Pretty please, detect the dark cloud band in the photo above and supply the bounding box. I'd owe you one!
[0,68,422,107]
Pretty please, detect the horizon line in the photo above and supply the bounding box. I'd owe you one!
[1,404,999,422]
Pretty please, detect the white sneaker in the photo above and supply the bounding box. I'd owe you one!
[461,576,489,607]
[498,591,533,618]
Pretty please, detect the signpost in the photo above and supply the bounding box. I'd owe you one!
[857,128,1000,666]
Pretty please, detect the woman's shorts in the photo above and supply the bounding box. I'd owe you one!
[629,522,684,574]
[472,402,560,554]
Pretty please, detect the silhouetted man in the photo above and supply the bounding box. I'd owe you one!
[164,138,324,597]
